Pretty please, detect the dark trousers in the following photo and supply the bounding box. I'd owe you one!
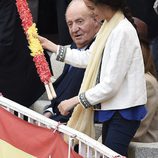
[102,112,140,157]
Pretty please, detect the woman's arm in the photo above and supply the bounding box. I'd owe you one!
[39,36,91,68]
[38,36,58,53]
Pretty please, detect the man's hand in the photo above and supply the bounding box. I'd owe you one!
[43,111,52,118]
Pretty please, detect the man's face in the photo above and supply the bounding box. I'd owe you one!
[66,3,99,48]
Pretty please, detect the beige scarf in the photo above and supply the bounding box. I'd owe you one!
[65,11,124,143]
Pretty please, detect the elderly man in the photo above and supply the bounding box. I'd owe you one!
[43,0,100,122]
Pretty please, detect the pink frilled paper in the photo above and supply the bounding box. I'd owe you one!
[16,0,56,100]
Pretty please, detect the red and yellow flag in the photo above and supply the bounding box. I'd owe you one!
[0,107,82,158]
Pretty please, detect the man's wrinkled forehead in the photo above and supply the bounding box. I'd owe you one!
[65,0,92,19]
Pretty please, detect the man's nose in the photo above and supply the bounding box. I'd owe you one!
[71,24,79,32]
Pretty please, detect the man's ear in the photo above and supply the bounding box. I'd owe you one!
[93,19,102,31]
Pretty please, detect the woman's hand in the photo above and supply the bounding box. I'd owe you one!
[58,96,79,116]
[38,35,58,53]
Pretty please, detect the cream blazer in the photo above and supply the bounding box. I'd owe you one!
[65,18,147,110]
[133,73,158,142]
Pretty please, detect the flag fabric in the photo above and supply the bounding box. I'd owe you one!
[0,107,82,158]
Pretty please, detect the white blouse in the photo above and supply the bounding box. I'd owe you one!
[60,18,147,110]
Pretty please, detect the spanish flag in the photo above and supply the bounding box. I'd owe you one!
[0,107,82,158]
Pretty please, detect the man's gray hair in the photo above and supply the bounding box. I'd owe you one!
[65,0,94,19]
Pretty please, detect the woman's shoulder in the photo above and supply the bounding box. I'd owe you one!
[115,18,135,30]
[145,73,158,86]
[145,73,158,97]
[109,18,139,48]
[111,18,137,39]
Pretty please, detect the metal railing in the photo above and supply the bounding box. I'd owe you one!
[0,96,123,158]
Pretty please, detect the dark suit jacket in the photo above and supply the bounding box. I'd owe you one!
[47,42,93,122]
[0,0,49,107]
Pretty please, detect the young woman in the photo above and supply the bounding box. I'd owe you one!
[39,0,147,156]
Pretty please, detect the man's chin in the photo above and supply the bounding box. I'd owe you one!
[74,39,83,44]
